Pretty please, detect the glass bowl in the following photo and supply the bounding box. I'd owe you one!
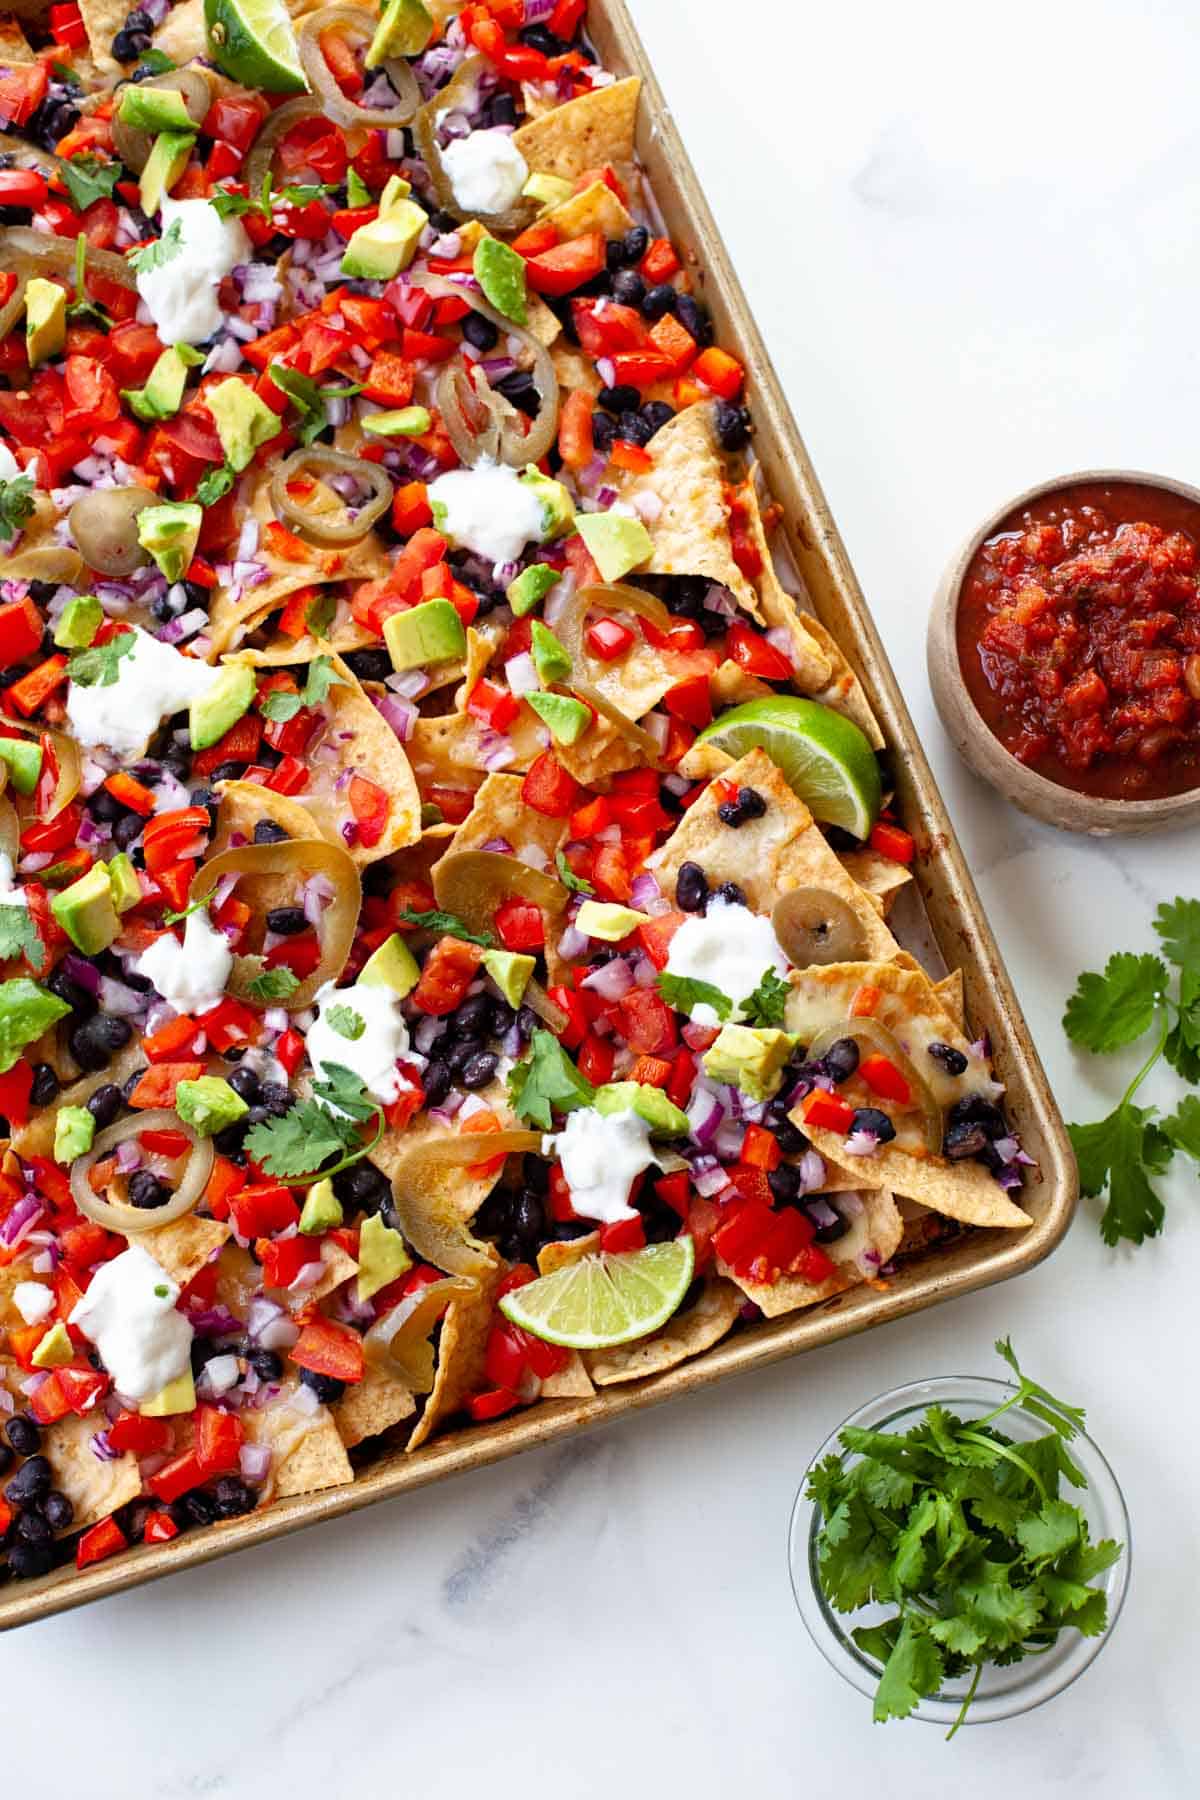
[788,1375,1131,1729]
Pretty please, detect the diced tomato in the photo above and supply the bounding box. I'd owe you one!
[59,1220,119,1271]
[204,1154,248,1222]
[228,1184,300,1240]
[585,617,634,661]
[849,984,881,1018]
[869,821,916,865]
[142,1012,202,1064]
[494,896,545,952]
[662,673,713,729]
[291,1315,364,1383]
[195,1403,244,1476]
[76,1516,127,1570]
[608,439,653,474]
[859,1053,911,1105]
[802,1090,856,1134]
[599,1216,646,1254]
[577,1032,614,1086]
[617,988,678,1057]
[546,984,587,1050]
[522,751,581,818]
[570,298,650,355]
[392,479,432,536]
[0,595,44,666]
[483,1322,528,1391]
[726,620,792,680]
[466,1387,520,1421]
[401,326,457,363]
[348,773,391,848]
[363,349,415,406]
[466,676,520,733]
[411,936,485,1016]
[525,232,607,296]
[0,1061,34,1128]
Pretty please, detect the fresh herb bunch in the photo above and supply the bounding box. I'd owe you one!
[1063,897,1200,1243]
[806,1340,1122,1737]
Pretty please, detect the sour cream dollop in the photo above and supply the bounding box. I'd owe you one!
[0,851,29,910]
[440,129,528,217]
[136,906,233,1017]
[66,626,220,761]
[135,197,251,347]
[0,439,21,482]
[428,460,547,570]
[663,896,788,1026]
[70,1245,193,1401]
[305,981,411,1106]
[546,1107,657,1224]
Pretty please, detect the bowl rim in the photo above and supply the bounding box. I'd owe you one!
[928,466,1200,833]
[787,1372,1132,1729]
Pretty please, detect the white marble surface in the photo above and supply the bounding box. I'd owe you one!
[6,3,1200,1793]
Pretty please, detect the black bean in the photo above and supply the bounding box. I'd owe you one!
[461,309,499,352]
[69,1012,132,1073]
[213,1476,255,1517]
[43,1490,73,1532]
[946,1094,1007,1140]
[227,1065,261,1105]
[597,382,640,414]
[511,1187,545,1247]
[519,22,565,54]
[641,401,674,436]
[715,881,747,907]
[15,1510,52,1549]
[453,992,494,1037]
[46,965,97,1016]
[445,1036,482,1074]
[715,401,752,451]
[421,1058,451,1109]
[717,785,767,828]
[112,812,144,851]
[486,92,518,128]
[641,282,677,320]
[5,1415,39,1457]
[333,1158,389,1213]
[28,1063,60,1107]
[342,648,393,682]
[851,1106,896,1144]
[253,820,290,844]
[128,1169,169,1210]
[213,1122,248,1156]
[612,268,645,307]
[675,860,709,913]
[516,1005,539,1040]
[265,906,308,936]
[87,787,125,824]
[248,1347,283,1382]
[674,294,712,346]
[774,1118,808,1156]
[768,1163,803,1205]
[812,1208,851,1245]
[257,1081,293,1117]
[618,409,654,447]
[822,1037,860,1084]
[182,1490,216,1526]
[6,1541,52,1579]
[461,1050,498,1090]
[0,1443,12,1477]
[943,1120,989,1160]
[495,368,540,418]
[619,224,650,266]
[928,1042,968,1077]
[553,1220,594,1242]
[489,998,515,1037]
[112,25,152,60]
[299,1368,345,1404]
[590,409,617,452]
[5,1454,51,1507]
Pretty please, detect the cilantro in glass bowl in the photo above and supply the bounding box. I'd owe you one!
[788,1342,1130,1734]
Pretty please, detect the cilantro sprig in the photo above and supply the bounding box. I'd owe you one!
[743,967,789,1027]
[60,155,124,214]
[508,1028,594,1131]
[0,474,35,544]
[128,219,184,275]
[556,849,593,895]
[395,906,492,948]
[258,655,345,723]
[266,362,363,447]
[657,971,732,1021]
[67,633,135,689]
[807,1340,1122,1737]
[1063,898,1200,1243]
[243,965,300,1003]
[0,906,44,972]
[243,1060,383,1184]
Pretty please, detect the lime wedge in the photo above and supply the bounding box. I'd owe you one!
[697,696,882,838]
[499,1238,695,1350]
[204,0,308,93]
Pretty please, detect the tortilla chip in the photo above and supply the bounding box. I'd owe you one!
[933,968,966,1034]
[585,1277,741,1385]
[735,476,833,690]
[839,847,912,917]
[242,1393,355,1496]
[333,1359,416,1448]
[710,659,773,710]
[540,1352,595,1398]
[141,1214,231,1289]
[286,1240,358,1311]
[720,1190,903,1316]
[406,1262,500,1450]
[647,749,900,961]
[77,0,122,73]
[619,402,758,612]
[0,15,33,57]
[537,1231,600,1275]
[211,776,322,856]
[437,770,569,870]
[896,1195,955,1256]
[44,1410,141,1532]
[11,1042,144,1159]
[540,178,633,241]
[814,1134,1030,1229]
[512,76,641,181]
[800,614,885,750]
[152,0,206,60]
[551,342,602,395]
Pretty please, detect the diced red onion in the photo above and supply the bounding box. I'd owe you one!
[686,1085,725,1147]
[841,1130,880,1157]
[259,1314,301,1353]
[693,1163,730,1198]
[413,1014,447,1055]
[291,1380,322,1415]
[992,1135,1019,1163]
[628,872,663,911]
[632,953,657,988]
[596,356,615,388]
[504,651,539,696]
[459,1093,488,1120]
[796,1150,827,1193]
[289,1260,326,1292]
[714,1120,745,1161]
[804,1195,840,1231]
[0,1389,13,1415]
[0,1192,42,1248]
[373,692,417,741]
[558,923,588,960]
[115,1139,142,1173]
[703,585,736,617]
[199,1354,240,1397]
[62,952,101,996]
[99,976,146,1017]
[581,956,634,999]
[240,1442,273,1483]
[516,841,549,871]
[630,488,663,524]
[90,1428,118,1463]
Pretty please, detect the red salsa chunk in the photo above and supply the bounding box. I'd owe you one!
[957,480,1200,799]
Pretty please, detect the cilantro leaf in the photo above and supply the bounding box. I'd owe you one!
[136,49,176,74]
[60,155,123,213]
[310,1060,378,1122]
[0,906,43,972]
[267,362,363,446]
[742,966,789,1027]
[1062,951,1166,1052]
[209,188,264,222]
[507,1027,594,1131]
[244,1063,382,1181]
[1068,1101,1170,1245]
[657,971,732,1021]
[556,849,593,894]
[327,1003,365,1041]
[243,965,300,1003]
[162,891,210,927]
[0,474,35,544]
[1162,1091,1200,1158]
[67,633,135,689]
[196,464,236,506]
[128,219,184,275]
[305,591,336,639]
[395,906,492,947]
[0,977,71,1074]
[868,1618,945,1724]
[1014,1500,1081,1567]
[1153,896,1200,968]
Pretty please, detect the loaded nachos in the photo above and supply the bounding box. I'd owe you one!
[0,0,1030,1588]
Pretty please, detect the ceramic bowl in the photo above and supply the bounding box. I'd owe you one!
[927,469,1200,835]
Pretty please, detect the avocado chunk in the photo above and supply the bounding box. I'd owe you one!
[51,863,120,956]
[53,594,102,649]
[358,931,420,997]
[362,405,432,437]
[190,662,257,751]
[482,946,534,1007]
[474,235,526,324]
[119,84,193,134]
[24,276,65,370]
[384,597,466,671]
[175,1076,248,1137]
[346,167,372,207]
[106,851,142,914]
[576,511,654,582]
[575,899,649,941]
[139,130,196,216]
[702,1024,795,1102]
[30,1321,74,1369]
[122,343,202,423]
[207,376,281,472]
[594,1081,690,1136]
[53,1104,95,1166]
[140,1367,196,1416]
[341,194,427,280]
[365,0,433,65]
[0,736,43,796]
[523,171,574,209]
[525,690,591,745]
[299,1176,343,1236]
[529,619,571,686]
[138,500,202,582]
[520,465,574,539]
[357,1210,412,1304]
[507,563,561,617]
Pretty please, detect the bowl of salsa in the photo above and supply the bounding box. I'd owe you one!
[927,470,1200,833]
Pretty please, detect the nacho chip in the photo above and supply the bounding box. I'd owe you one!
[141,1214,231,1289]
[44,1410,141,1531]
[933,968,967,1034]
[540,178,633,241]
[813,1134,1030,1230]
[540,1352,595,1398]
[537,1231,599,1275]
[647,748,900,961]
[287,1239,358,1311]
[719,1189,903,1317]
[437,770,570,871]
[406,1262,500,1451]
[619,402,758,612]
[0,14,33,58]
[77,0,123,73]
[551,342,602,396]
[333,1359,416,1448]
[800,613,885,751]
[839,847,912,917]
[152,0,206,61]
[585,1277,741,1384]
[242,1392,355,1496]
[512,76,641,180]
[734,475,833,691]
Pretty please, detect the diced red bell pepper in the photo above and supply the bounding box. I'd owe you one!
[640,237,680,283]
[494,896,544,952]
[466,1387,520,1421]
[107,1410,171,1456]
[546,984,587,1049]
[557,387,594,469]
[662,673,712,729]
[577,1031,615,1086]
[740,1123,782,1171]
[609,351,674,390]
[76,1515,127,1569]
[617,988,678,1057]
[142,807,209,875]
[466,676,520,733]
[199,996,262,1054]
[0,595,43,666]
[654,1170,691,1221]
[411,935,485,1016]
[291,1315,364,1383]
[139,1128,190,1159]
[628,1054,671,1088]
[257,1233,316,1291]
[726,620,792,681]
[869,821,916,864]
[229,1184,300,1239]
[850,984,882,1018]
[195,1403,244,1476]
[275,1028,305,1078]
[859,1053,911,1105]
[599,1216,646,1254]
[693,346,745,400]
[204,1154,248,1221]
[522,751,581,818]
[608,439,653,474]
[142,1013,202,1064]
[711,1197,775,1269]
[392,480,432,536]
[59,1220,119,1271]
[483,1322,528,1391]
[585,617,634,660]
[127,1062,206,1109]
[648,311,697,373]
[348,773,391,849]
[665,1047,695,1110]
[633,909,687,972]
[148,1449,205,1504]
[802,1090,856,1134]
[143,1509,180,1543]
[0,1060,34,1128]
[192,712,263,776]
[6,655,70,718]
[525,232,607,296]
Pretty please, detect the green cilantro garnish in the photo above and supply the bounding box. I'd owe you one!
[51,60,81,88]
[657,971,732,1021]
[266,362,363,447]
[1063,898,1200,1243]
[243,1060,383,1183]
[0,977,71,1075]
[507,1027,595,1131]
[154,1284,170,1298]
[395,906,492,948]
[64,233,110,328]
[327,1003,365,1041]
[60,155,123,214]
[556,849,593,895]
[136,49,176,75]
[196,464,236,506]
[243,965,301,1003]
[67,633,135,689]
[807,1339,1122,1737]
[304,591,336,639]
[742,967,789,1027]
[128,220,184,275]
[211,175,336,223]
[258,655,346,723]
[162,891,210,927]
[0,474,35,544]
[0,906,44,972]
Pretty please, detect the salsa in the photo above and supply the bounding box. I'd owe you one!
[956,479,1200,799]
